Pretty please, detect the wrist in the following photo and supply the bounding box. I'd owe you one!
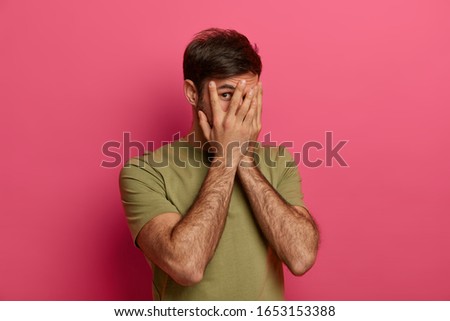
[240,155,256,167]
[210,152,241,170]
[239,143,259,169]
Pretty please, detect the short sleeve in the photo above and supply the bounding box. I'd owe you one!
[119,156,179,245]
[275,146,307,209]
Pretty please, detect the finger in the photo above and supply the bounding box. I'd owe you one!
[236,86,256,122]
[243,95,257,126]
[207,81,224,121]
[228,80,247,116]
[255,82,262,128]
[198,110,212,141]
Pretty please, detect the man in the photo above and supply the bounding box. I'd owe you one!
[119,28,319,300]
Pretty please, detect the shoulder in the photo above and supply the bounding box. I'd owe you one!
[253,143,300,186]
[119,142,174,183]
[255,144,297,169]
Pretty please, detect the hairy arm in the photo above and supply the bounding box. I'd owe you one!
[137,160,237,286]
[237,159,319,275]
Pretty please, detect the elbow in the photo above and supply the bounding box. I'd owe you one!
[169,263,205,287]
[287,253,318,276]
[289,223,320,276]
[174,271,204,287]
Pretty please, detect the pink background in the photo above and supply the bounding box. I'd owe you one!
[1,0,449,300]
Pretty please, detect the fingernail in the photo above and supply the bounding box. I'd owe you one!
[240,80,246,86]
[209,81,215,87]
[248,89,254,96]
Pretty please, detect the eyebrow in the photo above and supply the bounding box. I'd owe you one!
[216,84,236,90]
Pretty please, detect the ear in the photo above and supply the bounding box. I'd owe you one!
[184,79,198,107]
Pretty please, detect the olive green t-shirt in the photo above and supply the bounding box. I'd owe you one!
[119,140,306,300]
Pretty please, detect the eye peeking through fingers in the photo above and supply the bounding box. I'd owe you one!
[220,93,233,100]
[220,92,233,101]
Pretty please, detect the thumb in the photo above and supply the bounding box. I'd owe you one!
[198,110,211,141]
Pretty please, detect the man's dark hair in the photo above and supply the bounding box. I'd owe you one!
[183,28,262,99]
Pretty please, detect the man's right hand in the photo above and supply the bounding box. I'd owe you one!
[198,80,259,167]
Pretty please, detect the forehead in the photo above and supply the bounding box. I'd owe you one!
[212,72,259,89]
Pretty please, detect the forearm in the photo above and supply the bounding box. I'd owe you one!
[156,78,261,284]
[237,161,319,275]
[167,158,237,281]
